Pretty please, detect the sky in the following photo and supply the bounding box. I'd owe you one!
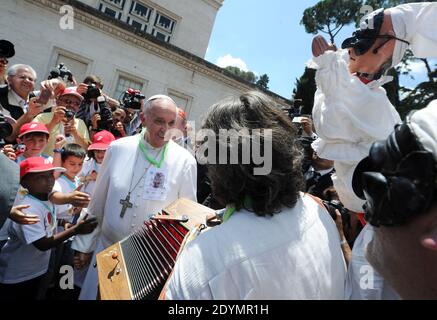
[205,0,434,99]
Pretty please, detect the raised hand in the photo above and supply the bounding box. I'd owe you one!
[312,35,337,57]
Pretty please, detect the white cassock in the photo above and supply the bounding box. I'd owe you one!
[345,224,400,300]
[388,2,437,68]
[310,1,437,212]
[309,49,401,212]
[72,134,197,300]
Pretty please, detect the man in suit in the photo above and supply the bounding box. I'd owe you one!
[0,64,37,120]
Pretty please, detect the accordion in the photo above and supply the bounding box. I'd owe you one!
[96,198,216,300]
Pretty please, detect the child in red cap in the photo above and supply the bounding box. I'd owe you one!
[78,130,115,196]
[0,157,97,300]
[2,122,65,168]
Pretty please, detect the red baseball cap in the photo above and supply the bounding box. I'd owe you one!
[88,130,115,151]
[178,109,186,120]
[18,122,50,138]
[20,157,66,179]
[60,87,84,101]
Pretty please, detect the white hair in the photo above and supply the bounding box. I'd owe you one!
[7,64,37,80]
[143,94,176,114]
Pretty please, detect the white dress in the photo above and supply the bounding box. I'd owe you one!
[309,49,401,212]
[74,134,197,299]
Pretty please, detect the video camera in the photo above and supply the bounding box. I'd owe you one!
[48,63,74,82]
[322,199,351,225]
[96,96,113,132]
[121,88,145,110]
[0,113,13,141]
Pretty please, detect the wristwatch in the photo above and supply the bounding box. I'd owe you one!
[53,148,63,153]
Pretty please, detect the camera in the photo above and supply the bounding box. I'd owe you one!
[121,88,145,110]
[0,113,13,140]
[96,96,113,131]
[82,83,101,101]
[65,109,75,121]
[13,144,26,154]
[322,199,351,224]
[48,63,74,82]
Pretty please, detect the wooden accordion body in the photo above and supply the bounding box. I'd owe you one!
[96,198,215,300]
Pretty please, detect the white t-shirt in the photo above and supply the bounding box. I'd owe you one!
[0,191,57,284]
[165,193,347,300]
[16,154,52,165]
[53,174,81,223]
[78,157,101,196]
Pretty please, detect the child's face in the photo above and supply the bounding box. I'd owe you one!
[21,134,48,157]
[62,156,84,178]
[94,150,106,164]
[21,171,55,198]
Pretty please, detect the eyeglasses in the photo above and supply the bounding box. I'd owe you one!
[58,98,81,107]
[352,35,410,56]
[12,74,36,82]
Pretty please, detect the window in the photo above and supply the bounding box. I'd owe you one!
[99,1,124,19]
[130,1,152,22]
[130,19,145,32]
[151,12,176,43]
[154,12,175,33]
[102,0,124,9]
[152,29,170,42]
[114,75,144,101]
[168,89,192,115]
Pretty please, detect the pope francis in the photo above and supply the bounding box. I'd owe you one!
[73,94,197,300]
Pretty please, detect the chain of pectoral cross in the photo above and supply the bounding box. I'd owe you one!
[120,147,163,218]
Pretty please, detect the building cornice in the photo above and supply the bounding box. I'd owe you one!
[201,0,224,11]
[25,0,291,106]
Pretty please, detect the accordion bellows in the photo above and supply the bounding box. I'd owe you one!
[96,198,215,300]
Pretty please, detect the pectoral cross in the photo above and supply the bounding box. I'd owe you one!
[120,194,133,218]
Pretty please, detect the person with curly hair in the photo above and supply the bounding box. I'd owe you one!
[163,91,346,300]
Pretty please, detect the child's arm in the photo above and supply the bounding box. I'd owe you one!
[49,184,91,208]
[32,217,98,251]
[52,135,66,179]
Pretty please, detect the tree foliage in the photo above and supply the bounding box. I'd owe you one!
[292,68,317,115]
[301,0,362,44]
[256,74,270,90]
[298,0,437,118]
[225,66,270,90]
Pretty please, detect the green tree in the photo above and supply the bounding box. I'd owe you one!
[301,0,362,44]
[224,66,257,83]
[292,67,317,115]
[256,74,270,90]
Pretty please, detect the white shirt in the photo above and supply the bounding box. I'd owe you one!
[309,50,401,212]
[53,174,81,223]
[345,224,400,300]
[0,191,57,284]
[389,2,437,64]
[75,134,197,299]
[78,157,101,196]
[165,193,347,300]
[8,89,28,113]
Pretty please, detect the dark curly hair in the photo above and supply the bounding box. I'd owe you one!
[199,91,304,216]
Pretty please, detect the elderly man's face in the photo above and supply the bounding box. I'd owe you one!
[8,68,35,99]
[144,99,177,148]
[57,94,82,112]
[366,206,437,299]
